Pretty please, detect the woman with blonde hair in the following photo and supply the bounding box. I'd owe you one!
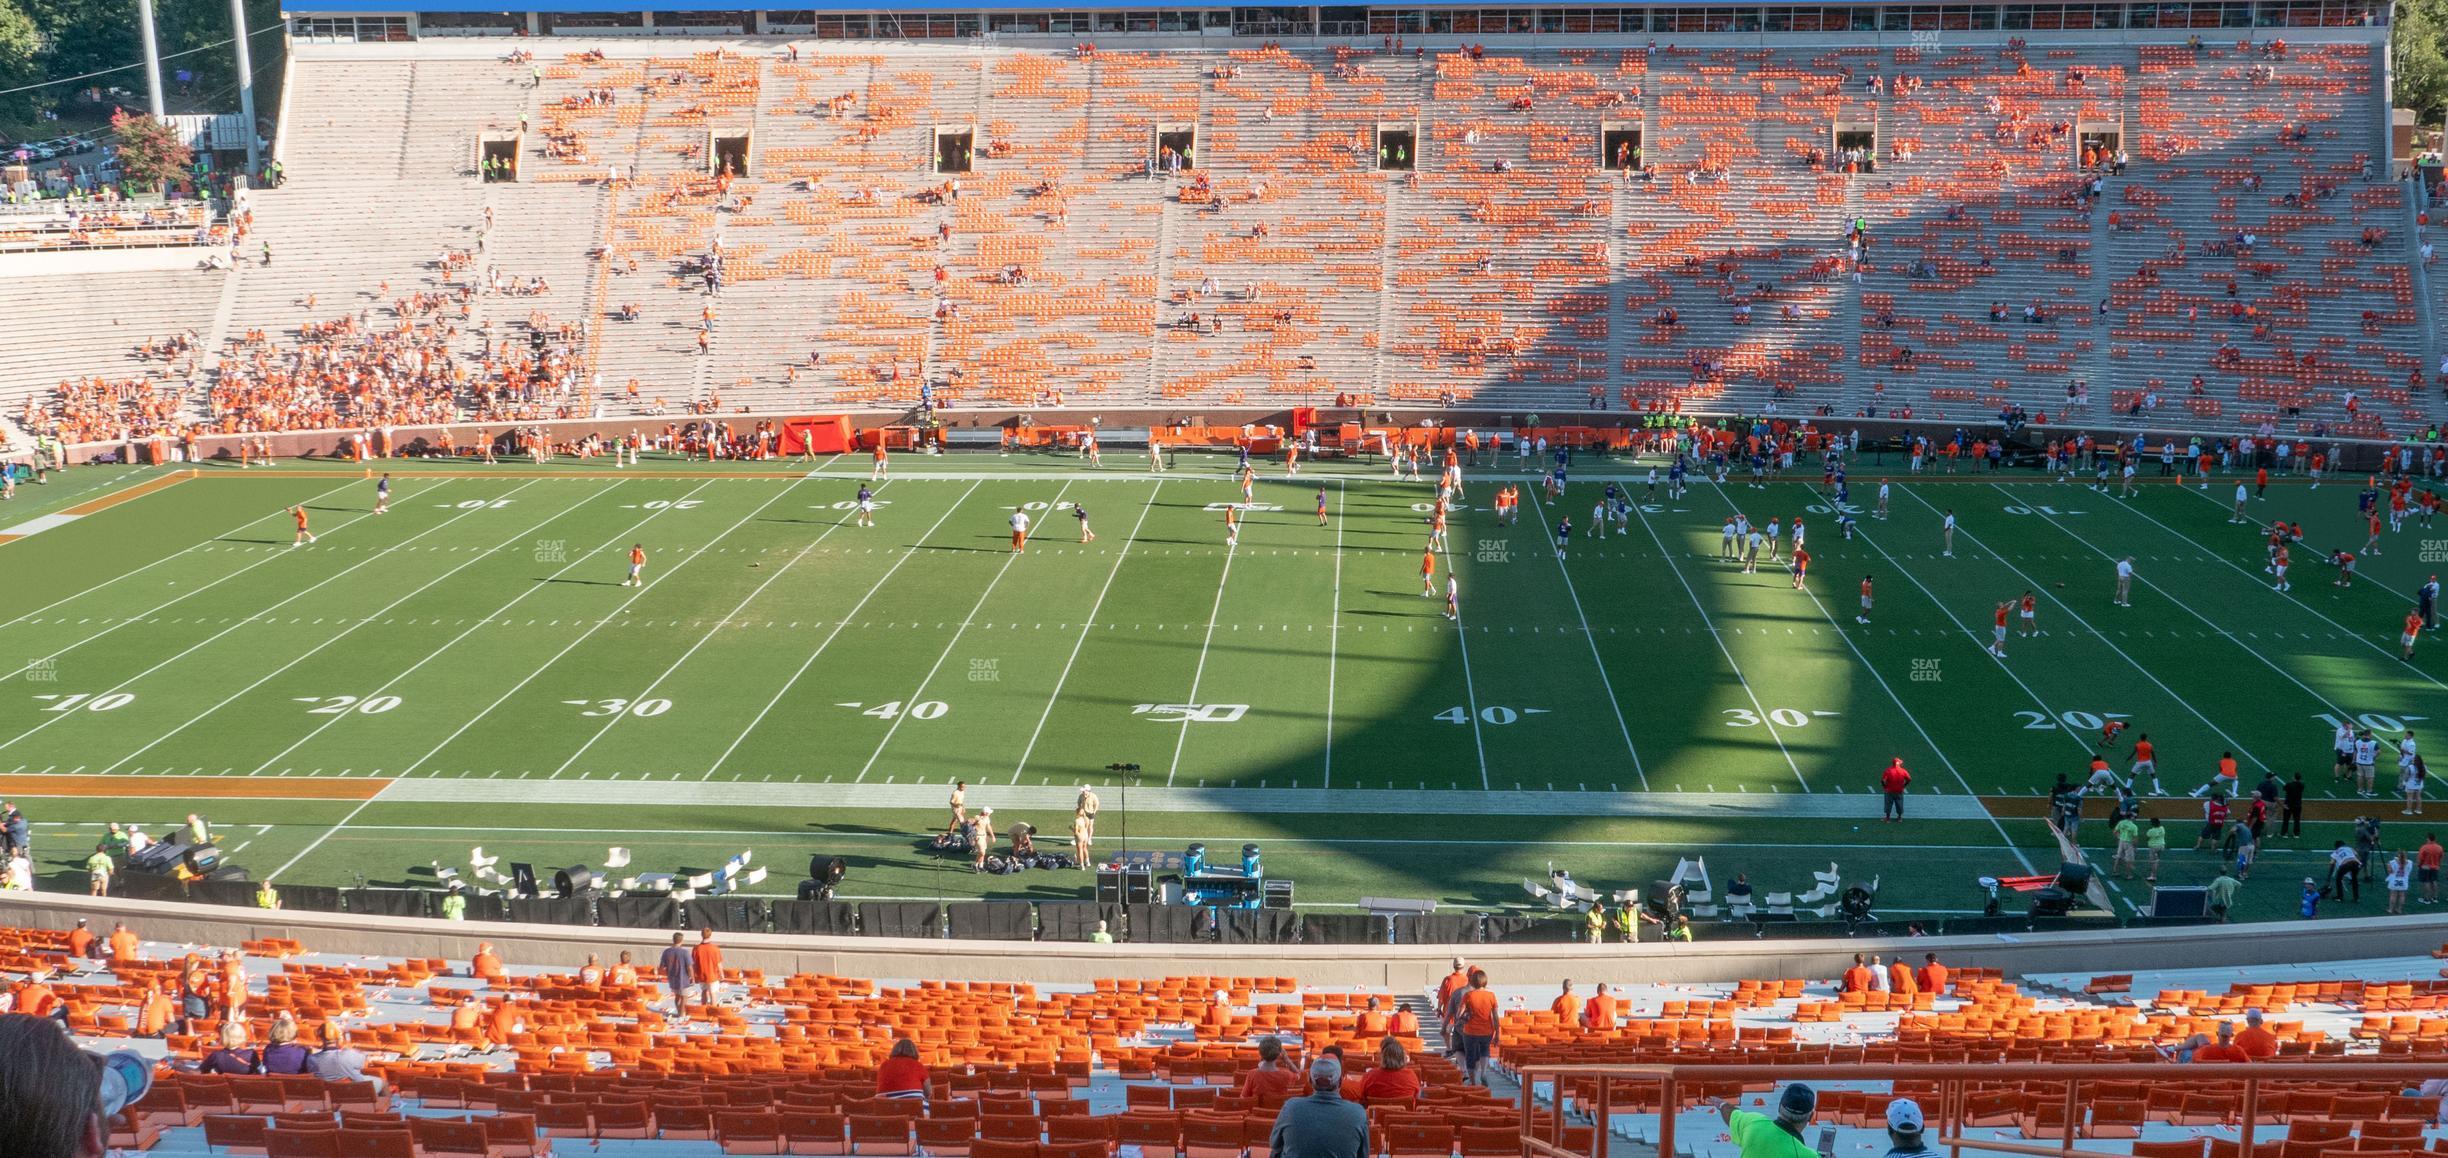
[261,1014,311,1074]
[200,1022,259,1075]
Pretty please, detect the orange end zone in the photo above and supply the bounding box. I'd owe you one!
[63,470,198,516]
[0,775,388,801]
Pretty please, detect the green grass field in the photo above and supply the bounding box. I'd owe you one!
[1,448,2441,927]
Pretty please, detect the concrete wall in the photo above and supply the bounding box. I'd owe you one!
[4,890,2441,988]
[0,246,222,279]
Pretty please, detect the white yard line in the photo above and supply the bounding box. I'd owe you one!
[1797,485,2086,874]
[245,479,712,775]
[267,783,394,881]
[543,477,844,779]
[1890,483,2272,772]
[852,481,1078,784]
[98,480,562,772]
[287,820,2050,853]
[1164,503,1241,789]
[1980,482,2349,746]
[1445,555,1493,793]
[1008,481,1162,784]
[1322,480,1345,790]
[0,477,363,635]
[706,480,985,780]
[1519,482,1648,788]
[1629,488,1810,791]
[396,479,807,779]
[1829,484,2098,767]
[0,484,476,755]
[0,479,407,683]
[2138,482,2448,696]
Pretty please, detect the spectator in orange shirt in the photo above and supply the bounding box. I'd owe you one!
[608,950,639,987]
[1355,1037,1423,1106]
[12,970,61,1024]
[1550,980,1582,1023]
[1455,970,1500,1085]
[2233,1009,2281,1059]
[220,953,248,1021]
[1841,953,1877,993]
[1583,982,1617,1030]
[876,1037,929,1099]
[1916,953,1949,994]
[1242,1036,1300,1101]
[487,998,523,1049]
[178,960,212,1024]
[137,984,177,1037]
[1355,997,1390,1037]
[64,920,93,960]
[691,928,724,1010]
[1888,957,1918,997]
[2189,1022,2253,1063]
[1388,1004,1420,1037]
[1434,958,1469,1032]
[470,942,504,982]
[106,922,139,962]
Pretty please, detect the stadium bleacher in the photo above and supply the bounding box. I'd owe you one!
[18,912,2448,1157]
[3,27,2437,458]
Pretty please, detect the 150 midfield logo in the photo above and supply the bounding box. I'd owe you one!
[1131,703,1249,723]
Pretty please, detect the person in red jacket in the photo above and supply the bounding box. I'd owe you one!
[1880,758,1912,822]
[876,1038,928,1099]
[1355,1037,1423,1105]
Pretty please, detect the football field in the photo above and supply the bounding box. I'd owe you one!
[0,449,2440,926]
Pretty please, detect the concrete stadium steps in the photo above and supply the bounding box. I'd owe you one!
[3,34,2424,442]
[0,269,222,402]
[2098,42,2399,436]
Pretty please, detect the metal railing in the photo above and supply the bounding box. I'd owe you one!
[1515,1060,2448,1158]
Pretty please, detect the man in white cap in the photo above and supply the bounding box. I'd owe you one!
[1883,1099,1932,1158]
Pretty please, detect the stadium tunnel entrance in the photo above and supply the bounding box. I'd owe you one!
[480,137,519,182]
[712,131,752,177]
[935,127,974,174]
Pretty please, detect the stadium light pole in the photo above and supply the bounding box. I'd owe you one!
[134,0,166,117]
[228,0,260,176]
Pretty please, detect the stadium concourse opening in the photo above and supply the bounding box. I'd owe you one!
[479,137,519,182]
[712,132,752,178]
[935,127,975,175]
[1377,124,1417,172]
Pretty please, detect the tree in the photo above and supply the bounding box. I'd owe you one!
[0,0,38,131]
[2397,0,2448,123]
[109,105,189,189]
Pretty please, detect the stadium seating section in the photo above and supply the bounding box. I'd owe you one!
[5,33,2436,451]
[17,916,2448,1156]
